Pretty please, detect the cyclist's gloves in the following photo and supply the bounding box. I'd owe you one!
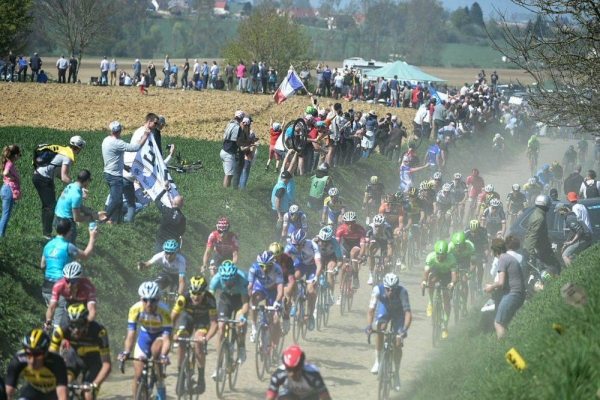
[365,325,373,335]
[160,354,170,365]
[118,351,130,362]
[272,301,281,311]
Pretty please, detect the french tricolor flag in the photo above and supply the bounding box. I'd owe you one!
[273,69,305,104]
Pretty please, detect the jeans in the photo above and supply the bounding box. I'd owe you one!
[104,172,124,223]
[122,179,137,223]
[238,160,252,189]
[0,184,14,237]
[32,174,56,237]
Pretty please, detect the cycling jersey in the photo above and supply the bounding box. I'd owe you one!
[267,363,329,400]
[317,238,343,261]
[209,270,248,297]
[436,191,454,210]
[405,198,424,220]
[366,223,394,243]
[478,191,500,208]
[248,262,284,291]
[482,206,506,236]
[527,138,539,151]
[425,252,457,274]
[127,301,172,356]
[364,182,385,204]
[448,240,475,268]
[50,321,110,357]
[172,292,217,334]
[466,174,485,199]
[378,201,404,227]
[426,144,441,166]
[336,223,367,251]
[536,170,553,186]
[206,231,239,258]
[6,351,68,395]
[276,253,295,283]
[370,284,411,333]
[285,240,321,267]
[283,212,308,237]
[450,180,467,202]
[50,277,97,306]
[147,251,186,277]
[322,196,345,224]
[465,228,488,255]
[506,191,527,213]
[43,236,79,282]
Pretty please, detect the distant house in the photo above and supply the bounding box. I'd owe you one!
[288,7,316,18]
[214,0,230,15]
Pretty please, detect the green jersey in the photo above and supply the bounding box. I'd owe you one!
[425,252,457,274]
[448,240,475,267]
[309,175,329,199]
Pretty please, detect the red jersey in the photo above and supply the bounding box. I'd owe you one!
[269,128,281,147]
[336,223,367,248]
[466,175,485,198]
[206,231,239,257]
[51,277,97,304]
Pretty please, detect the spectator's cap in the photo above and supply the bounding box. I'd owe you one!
[158,115,166,126]
[234,110,245,119]
[391,115,397,121]
[242,117,251,125]
[368,110,376,116]
[449,121,456,127]
[109,121,122,133]
[272,122,281,131]
[567,192,578,202]
[281,171,292,180]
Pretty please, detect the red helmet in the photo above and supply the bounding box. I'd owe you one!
[216,217,230,232]
[282,345,305,369]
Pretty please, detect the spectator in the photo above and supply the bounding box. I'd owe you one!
[384,117,407,161]
[29,52,42,82]
[101,121,150,223]
[17,55,27,82]
[163,55,171,87]
[54,169,99,243]
[99,56,109,85]
[260,61,268,93]
[220,111,245,188]
[37,69,48,83]
[272,170,297,234]
[225,62,234,91]
[181,58,189,89]
[148,60,156,85]
[268,68,278,93]
[522,194,560,275]
[201,61,209,89]
[33,136,86,239]
[1,145,21,237]
[7,50,16,82]
[238,118,259,189]
[563,165,583,196]
[192,59,200,88]
[210,61,219,89]
[266,121,283,172]
[109,58,118,85]
[68,55,78,83]
[132,58,141,83]
[579,169,600,199]
[485,235,524,339]
[249,60,259,93]
[153,115,166,156]
[56,55,68,83]
[566,192,592,233]
[154,186,186,252]
[555,203,592,267]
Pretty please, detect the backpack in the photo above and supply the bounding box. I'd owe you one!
[584,180,600,198]
[33,144,73,169]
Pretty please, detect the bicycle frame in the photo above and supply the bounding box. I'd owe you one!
[252,305,278,381]
[368,328,402,400]
[215,319,241,399]
[119,356,160,400]
[292,279,308,342]
[175,336,207,399]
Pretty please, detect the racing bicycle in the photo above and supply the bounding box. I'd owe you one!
[422,281,445,347]
[338,259,354,315]
[291,279,308,342]
[315,273,333,331]
[253,304,280,381]
[119,356,164,400]
[367,328,403,400]
[175,337,207,400]
[215,319,242,398]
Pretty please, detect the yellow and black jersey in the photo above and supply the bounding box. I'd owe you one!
[172,292,217,321]
[50,321,110,358]
[6,351,68,394]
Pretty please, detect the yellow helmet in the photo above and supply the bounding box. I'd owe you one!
[269,242,283,257]
[370,176,378,184]
[22,328,50,353]
[67,303,89,323]
[189,275,208,294]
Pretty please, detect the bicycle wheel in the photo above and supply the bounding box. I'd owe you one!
[432,292,442,347]
[299,299,308,340]
[255,326,267,380]
[290,118,308,152]
[176,354,190,399]
[292,304,301,343]
[228,339,240,390]
[346,276,354,312]
[339,270,348,316]
[323,286,331,327]
[378,349,392,400]
[452,283,460,325]
[135,379,150,400]
[315,287,323,331]
[215,341,228,398]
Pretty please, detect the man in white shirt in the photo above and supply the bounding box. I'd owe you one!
[192,59,200,88]
[56,55,69,83]
[567,192,592,234]
[100,56,109,85]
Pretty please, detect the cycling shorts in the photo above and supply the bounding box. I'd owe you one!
[341,240,360,256]
[155,271,179,291]
[251,280,277,306]
[65,352,102,384]
[320,253,339,267]
[375,303,406,334]
[217,293,243,320]
[296,263,317,283]
[429,270,452,286]
[176,311,211,336]
[17,385,58,400]
[368,240,390,257]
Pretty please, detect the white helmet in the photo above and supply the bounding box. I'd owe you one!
[289,204,300,215]
[343,211,356,222]
[383,273,399,289]
[318,226,334,241]
[534,194,551,208]
[453,172,462,180]
[442,183,452,192]
[138,281,160,300]
[69,136,86,149]
[433,172,442,180]
[528,177,537,185]
[512,183,520,191]
[490,198,501,207]
[494,133,501,139]
[328,187,339,197]
[272,122,282,131]
[373,214,385,226]
[63,262,83,279]
[484,184,494,193]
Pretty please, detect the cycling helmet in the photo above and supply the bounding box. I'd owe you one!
[370,176,378,184]
[304,114,314,123]
[189,275,208,293]
[138,281,160,299]
[394,191,404,200]
[433,172,442,180]
[434,240,449,255]
[442,183,452,192]
[383,273,400,288]
[342,211,357,222]
[69,135,86,149]
[282,345,305,369]
[216,217,230,232]
[22,329,50,353]
[305,105,317,116]
[426,181,436,190]
[490,198,501,207]
[408,187,417,197]
[494,133,501,139]
[63,262,83,280]
[290,229,307,245]
[289,204,300,215]
[257,250,276,265]
[453,172,462,180]
[269,242,283,257]
[542,163,550,171]
[528,177,537,185]
[66,303,89,323]
[315,121,327,128]
[318,226,334,241]
[272,122,282,131]
[328,187,339,197]
[512,183,520,191]
[469,220,480,230]
[534,194,551,208]
[568,145,574,150]
[451,231,466,245]
[219,260,238,281]
[484,184,494,193]
[419,181,428,191]
[163,239,180,253]
[373,214,385,226]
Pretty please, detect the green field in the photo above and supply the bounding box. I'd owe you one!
[440,43,510,69]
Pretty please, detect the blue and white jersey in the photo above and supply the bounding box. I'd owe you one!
[247,262,284,290]
[285,239,321,266]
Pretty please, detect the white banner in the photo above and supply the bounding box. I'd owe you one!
[131,135,178,208]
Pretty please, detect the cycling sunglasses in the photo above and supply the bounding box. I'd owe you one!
[142,298,159,304]
[259,262,273,269]
[25,350,45,358]
[65,278,80,285]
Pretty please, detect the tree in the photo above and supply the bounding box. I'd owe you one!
[38,0,115,70]
[470,2,485,27]
[491,0,600,130]
[0,0,33,56]
[221,7,311,81]
[450,7,471,29]
[403,0,445,65]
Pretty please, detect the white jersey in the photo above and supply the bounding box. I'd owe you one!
[149,251,186,276]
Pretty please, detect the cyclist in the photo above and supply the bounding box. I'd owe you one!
[6,329,68,400]
[266,345,331,400]
[577,138,588,164]
[449,172,468,225]
[138,239,186,295]
[399,157,429,193]
[506,184,527,224]
[366,214,394,285]
[466,168,485,220]
[366,273,412,392]
[363,176,385,222]
[448,232,475,315]
[434,183,455,236]
[403,187,426,258]
[208,260,249,376]
[536,163,553,191]
[49,304,111,400]
[171,276,217,395]
[527,134,540,170]
[45,262,97,330]
[563,145,577,173]
[492,133,504,152]
[477,184,500,217]
[421,240,457,339]
[202,217,239,276]
[418,181,436,223]
[248,251,284,353]
[464,220,488,294]
[269,242,295,332]
[429,171,443,193]
[549,161,563,191]
[336,211,367,289]
[378,192,405,231]
[285,229,322,331]
[281,204,309,242]
[314,226,343,305]
[481,198,507,238]
[523,177,543,206]
[321,187,345,230]
[119,281,171,400]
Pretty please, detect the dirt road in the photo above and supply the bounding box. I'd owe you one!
[99,137,574,399]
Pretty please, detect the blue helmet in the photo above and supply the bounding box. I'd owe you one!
[219,260,238,281]
[290,229,307,245]
[257,251,275,265]
[163,239,180,253]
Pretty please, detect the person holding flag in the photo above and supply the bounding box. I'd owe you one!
[273,67,308,104]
